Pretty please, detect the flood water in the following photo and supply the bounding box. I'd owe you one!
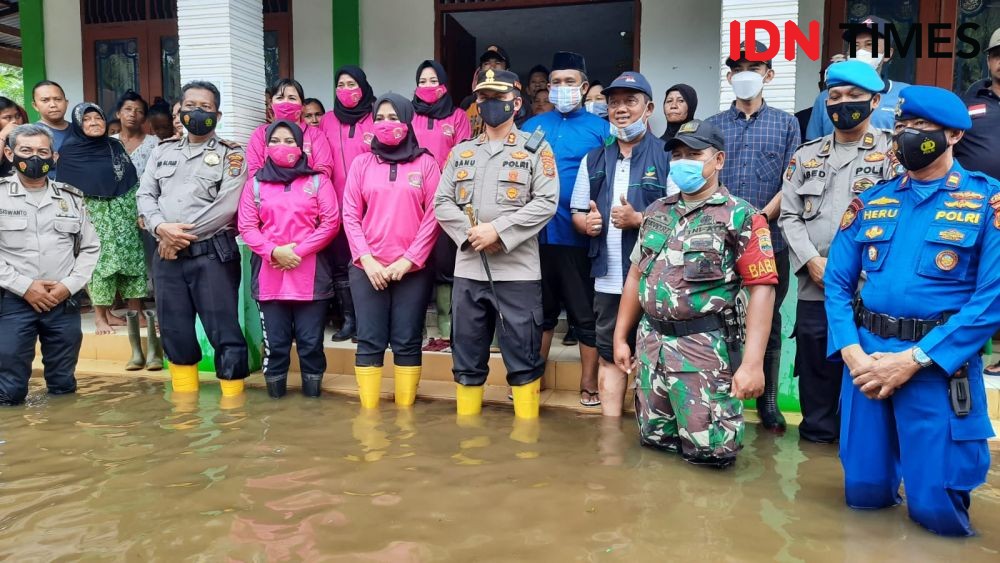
[1,377,999,562]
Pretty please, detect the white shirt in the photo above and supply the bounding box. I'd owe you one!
[570,154,631,295]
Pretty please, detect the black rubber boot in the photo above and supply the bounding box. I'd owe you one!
[143,310,163,371]
[125,311,145,371]
[302,374,323,398]
[266,375,287,399]
[331,283,356,342]
[756,352,786,433]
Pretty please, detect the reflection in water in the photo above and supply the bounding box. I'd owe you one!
[1,376,999,561]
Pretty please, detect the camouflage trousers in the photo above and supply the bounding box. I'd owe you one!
[634,361,744,466]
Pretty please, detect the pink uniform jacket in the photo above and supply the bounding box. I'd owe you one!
[319,112,374,202]
[246,122,335,181]
[412,109,472,170]
[238,173,340,301]
[341,153,441,271]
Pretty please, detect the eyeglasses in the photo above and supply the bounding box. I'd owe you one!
[608,97,644,109]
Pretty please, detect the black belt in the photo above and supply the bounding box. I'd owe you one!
[644,313,724,337]
[854,302,944,342]
[175,232,235,259]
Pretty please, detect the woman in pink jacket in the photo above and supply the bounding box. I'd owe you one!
[238,120,340,399]
[411,60,472,168]
[342,93,441,409]
[246,78,335,181]
[320,66,377,344]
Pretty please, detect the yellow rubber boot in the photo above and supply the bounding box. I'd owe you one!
[356,366,382,409]
[170,364,200,393]
[456,383,484,416]
[218,379,245,410]
[394,366,421,407]
[512,379,541,419]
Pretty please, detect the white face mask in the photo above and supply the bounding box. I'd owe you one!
[730,71,765,101]
[850,48,885,70]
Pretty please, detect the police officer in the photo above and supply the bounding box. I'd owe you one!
[613,120,778,468]
[136,80,249,406]
[435,69,558,419]
[779,60,899,443]
[0,124,99,405]
[825,86,1000,536]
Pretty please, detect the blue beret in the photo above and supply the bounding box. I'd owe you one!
[825,60,884,92]
[895,85,972,131]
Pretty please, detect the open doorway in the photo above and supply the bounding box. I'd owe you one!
[437,0,638,105]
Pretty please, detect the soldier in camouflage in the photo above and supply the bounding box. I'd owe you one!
[613,120,778,468]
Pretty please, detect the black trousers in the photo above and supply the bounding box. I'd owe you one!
[767,248,791,356]
[540,244,597,347]
[451,277,544,386]
[794,299,843,442]
[153,251,248,380]
[259,300,328,380]
[432,233,457,285]
[349,265,432,367]
[0,291,82,405]
[327,232,352,284]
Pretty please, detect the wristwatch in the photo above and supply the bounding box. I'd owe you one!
[912,347,934,368]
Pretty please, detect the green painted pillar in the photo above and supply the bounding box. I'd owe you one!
[19,0,45,120]
[332,0,361,72]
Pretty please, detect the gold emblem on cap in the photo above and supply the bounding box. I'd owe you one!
[485,69,495,80]
[204,152,221,166]
[679,122,698,133]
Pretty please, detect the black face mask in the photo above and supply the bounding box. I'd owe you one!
[893,127,948,172]
[180,108,218,136]
[13,154,55,179]
[826,98,874,131]
[478,98,516,128]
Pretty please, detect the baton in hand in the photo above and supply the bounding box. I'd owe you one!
[465,205,506,334]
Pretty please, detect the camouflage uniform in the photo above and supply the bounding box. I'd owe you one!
[629,186,779,465]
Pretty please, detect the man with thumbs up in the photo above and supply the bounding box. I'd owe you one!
[571,71,672,416]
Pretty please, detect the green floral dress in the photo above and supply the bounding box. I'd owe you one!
[85,184,148,304]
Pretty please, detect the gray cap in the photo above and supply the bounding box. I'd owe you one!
[664,119,725,152]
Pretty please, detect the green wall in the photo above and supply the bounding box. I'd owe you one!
[332,0,361,72]
[19,0,45,121]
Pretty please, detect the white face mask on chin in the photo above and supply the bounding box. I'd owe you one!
[730,71,765,101]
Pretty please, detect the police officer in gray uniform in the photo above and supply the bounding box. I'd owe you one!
[136,80,249,401]
[779,60,899,442]
[435,69,558,419]
[0,124,100,405]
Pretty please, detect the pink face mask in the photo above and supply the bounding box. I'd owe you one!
[415,85,447,104]
[336,87,363,108]
[271,101,302,122]
[372,121,407,146]
[267,144,302,168]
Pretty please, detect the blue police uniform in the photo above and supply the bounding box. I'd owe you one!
[824,86,998,536]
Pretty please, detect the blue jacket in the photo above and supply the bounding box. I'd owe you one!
[523,108,609,247]
[825,161,1000,379]
[581,133,670,281]
[806,80,907,141]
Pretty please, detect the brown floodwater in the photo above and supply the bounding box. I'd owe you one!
[1,376,999,562]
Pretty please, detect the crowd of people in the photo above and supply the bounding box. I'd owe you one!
[1,14,1000,537]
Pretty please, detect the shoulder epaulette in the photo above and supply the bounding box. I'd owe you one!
[54,182,85,198]
[799,135,826,147]
[159,137,181,145]
[219,139,242,150]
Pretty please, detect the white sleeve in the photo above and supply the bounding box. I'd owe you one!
[569,155,591,213]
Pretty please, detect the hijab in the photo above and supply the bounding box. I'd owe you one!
[660,84,699,142]
[56,102,138,199]
[333,65,376,125]
[254,120,317,184]
[411,60,455,120]
[370,93,429,164]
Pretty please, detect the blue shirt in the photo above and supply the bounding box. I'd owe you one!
[805,80,907,141]
[36,121,71,179]
[522,107,608,247]
[824,161,1000,376]
[705,101,799,252]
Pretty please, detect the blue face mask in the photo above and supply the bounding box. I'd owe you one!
[669,158,709,194]
[610,112,648,142]
[550,85,583,113]
[585,101,608,117]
